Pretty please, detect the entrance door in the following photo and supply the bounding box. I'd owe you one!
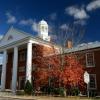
[19,77,25,90]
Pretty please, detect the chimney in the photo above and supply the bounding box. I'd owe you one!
[67,40,73,48]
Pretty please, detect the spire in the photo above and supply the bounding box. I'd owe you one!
[39,19,48,25]
[38,20,50,41]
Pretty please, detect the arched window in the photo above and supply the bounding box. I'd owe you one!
[45,27,48,32]
[41,26,44,32]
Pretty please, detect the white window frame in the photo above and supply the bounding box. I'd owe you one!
[89,74,97,90]
[86,52,95,67]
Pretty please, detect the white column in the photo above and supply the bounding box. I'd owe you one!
[11,47,18,93]
[1,50,7,91]
[26,42,32,83]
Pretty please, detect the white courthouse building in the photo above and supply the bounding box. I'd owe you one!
[0,20,53,93]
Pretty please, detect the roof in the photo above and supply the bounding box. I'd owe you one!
[65,41,100,53]
[1,26,100,53]
[39,19,48,25]
[0,26,61,50]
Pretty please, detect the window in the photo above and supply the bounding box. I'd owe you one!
[89,74,97,89]
[8,35,13,40]
[41,26,44,32]
[86,52,95,67]
[19,51,26,61]
[45,27,48,32]
[48,64,53,69]
[19,67,25,72]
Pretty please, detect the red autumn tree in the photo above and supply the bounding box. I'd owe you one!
[60,55,84,89]
[32,44,84,91]
[32,44,60,89]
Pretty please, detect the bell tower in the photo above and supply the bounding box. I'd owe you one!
[38,20,50,41]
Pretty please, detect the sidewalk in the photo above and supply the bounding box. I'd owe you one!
[0,95,34,100]
[0,95,96,100]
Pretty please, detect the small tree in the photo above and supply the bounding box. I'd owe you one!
[24,80,33,95]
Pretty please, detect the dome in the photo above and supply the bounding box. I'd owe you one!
[39,19,48,25]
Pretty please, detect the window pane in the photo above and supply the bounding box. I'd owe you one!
[86,53,94,67]
[89,74,96,89]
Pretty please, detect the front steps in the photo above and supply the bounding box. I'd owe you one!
[0,89,14,96]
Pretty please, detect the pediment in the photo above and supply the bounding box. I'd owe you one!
[0,27,31,46]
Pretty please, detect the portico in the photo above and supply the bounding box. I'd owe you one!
[0,20,52,93]
[0,37,48,92]
[0,41,33,93]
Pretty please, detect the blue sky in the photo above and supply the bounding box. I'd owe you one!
[0,0,100,43]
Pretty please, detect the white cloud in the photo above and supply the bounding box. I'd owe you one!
[6,12,17,24]
[65,6,89,19]
[74,20,86,26]
[86,0,100,11]
[60,24,69,31]
[49,13,57,20]
[19,19,33,26]
[19,19,38,32]
[48,25,53,33]
[31,21,38,32]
